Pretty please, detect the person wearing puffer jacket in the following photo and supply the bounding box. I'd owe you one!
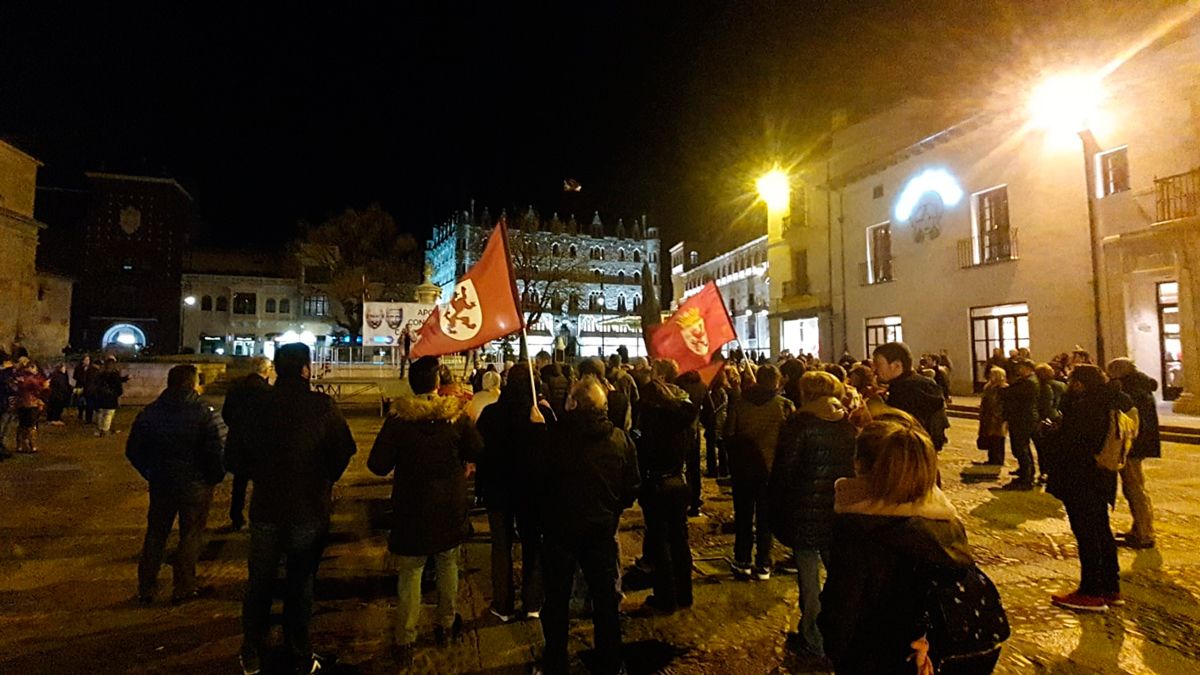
[768,371,857,664]
[368,356,483,666]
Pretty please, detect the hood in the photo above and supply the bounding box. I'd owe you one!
[743,384,780,406]
[796,396,847,422]
[834,477,958,520]
[1119,371,1158,395]
[562,408,615,437]
[390,393,467,422]
[834,478,972,568]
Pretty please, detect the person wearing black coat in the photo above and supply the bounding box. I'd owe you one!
[222,358,272,531]
[125,365,226,604]
[1043,364,1133,612]
[368,356,483,663]
[675,370,707,514]
[90,357,127,436]
[768,371,857,660]
[237,344,357,675]
[535,378,640,675]
[46,363,73,424]
[72,355,98,423]
[1107,358,1161,549]
[636,359,699,613]
[476,363,554,622]
[872,342,948,450]
[1000,359,1040,489]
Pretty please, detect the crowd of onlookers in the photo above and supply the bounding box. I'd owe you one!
[5,336,1166,674]
[0,347,127,458]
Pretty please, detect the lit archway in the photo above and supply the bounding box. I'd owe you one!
[101,323,147,349]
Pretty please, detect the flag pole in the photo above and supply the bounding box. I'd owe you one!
[521,324,545,424]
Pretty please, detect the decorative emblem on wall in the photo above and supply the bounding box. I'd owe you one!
[910,191,945,242]
[119,206,142,235]
[893,168,963,244]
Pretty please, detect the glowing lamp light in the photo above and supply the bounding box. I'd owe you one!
[299,330,317,346]
[115,332,138,345]
[278,330,301,344]
[756,169,790,211]
[1029,73,1104,135]
[893,168,964,222]
[183,295,197,306]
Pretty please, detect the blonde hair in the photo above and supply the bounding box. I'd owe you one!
[985,366,1006,389]
[855,420,939,504]
[568,375,608,412]
[798,370,843,404]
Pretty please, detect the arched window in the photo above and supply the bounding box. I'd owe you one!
[552,243,560,257]
[618,248,626,261]
[598,247,605,261]
[216,296,228,312]
[617,271,625,283]
[617,294,627,311]
[729,298,736,313]
[265,298,277,313]
[593,269,602,281]
[200,295,212,311]
[633,271,641,283]
[634,294,642,310]
[633,250,641,263]
[278,299,291,314]
[569,245,577,258]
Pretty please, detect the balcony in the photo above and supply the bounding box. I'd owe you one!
[1156,167,1200,222]
[957,229,1019,268]
[858,257,895,286]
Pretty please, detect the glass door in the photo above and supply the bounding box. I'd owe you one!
[1158,281,1183,401]
[971,303,1030,392]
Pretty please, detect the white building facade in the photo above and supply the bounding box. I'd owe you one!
[426,209,663,358]
[670,235,772,358]
[770,17,1200,404]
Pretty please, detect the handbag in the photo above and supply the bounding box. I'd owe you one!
[1096,407,1138,472]
[924,564,1010,671]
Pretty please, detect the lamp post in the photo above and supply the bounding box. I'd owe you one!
[757,167,791,359]
[1030,74,1107,363]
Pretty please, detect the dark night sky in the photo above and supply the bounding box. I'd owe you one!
[0,2,1177,251]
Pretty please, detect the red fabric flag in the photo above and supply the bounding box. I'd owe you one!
[410,220,523,358]
[648,281,737,375]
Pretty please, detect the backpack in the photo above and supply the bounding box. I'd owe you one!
[924,564,1010,671]
[1096,406,1139,472]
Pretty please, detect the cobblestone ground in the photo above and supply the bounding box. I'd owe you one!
[2,404,1199,674]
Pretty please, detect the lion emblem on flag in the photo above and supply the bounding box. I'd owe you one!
[677,307,709,356]
[440,279,482,341]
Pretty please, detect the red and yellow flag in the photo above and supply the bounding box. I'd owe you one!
[648,281,736,377]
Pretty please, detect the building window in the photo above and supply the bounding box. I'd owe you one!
[569,245,577,258]
[633,294,641,310]
[552,243,560,257]
[303,294,330,317]
[617,271,625,283]
[265,298,277,313]
[278,298,290,314]
[650,252,657,263]
[233,293,257,315]
[216,296,229,312]
[865,222,893,284]
[689,251,698,267]
[791,250,809,295]
[618,248,626,261]
[1096,146,1130,197]
[873,185,884,199]
[729,297,736,313]
[201,295,212,311]
[633,250,641,263]
[633,271,641,283]
[970,303,1030,391]
[593,269,602,281]
[973,185,1013,263]
[617,294,627,311]
[865,315,903,357]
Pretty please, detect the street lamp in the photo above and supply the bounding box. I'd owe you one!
[1030,72,1107,362]
[756,168,791,212]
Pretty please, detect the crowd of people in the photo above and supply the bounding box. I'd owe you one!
[10,334,1163,674]
[0,349,127,458]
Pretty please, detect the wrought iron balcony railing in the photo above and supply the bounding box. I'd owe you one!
[957,228,1018,268]
[1156,167,1200,222]
[858,257,895,286]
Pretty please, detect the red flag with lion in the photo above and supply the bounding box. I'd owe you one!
[648,281,736,376]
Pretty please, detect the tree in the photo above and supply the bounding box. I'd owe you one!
[295,203,422,338]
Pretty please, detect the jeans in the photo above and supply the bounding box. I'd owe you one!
[1120,458,1155,542]
[1063,495,1119,596]
[793,548,829,657]
[640,475,693,608]
[241,522,325,668]
[394,547,459,646]
[732,479,772,568]
[96,408,116,433]
[488,507,544,615]
[138,481,214,597]
[1009,427,1035,479]
[229,473,250,527]
[542,534,623,675]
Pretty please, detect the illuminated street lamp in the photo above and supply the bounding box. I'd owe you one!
[1030,72,1107,362]
[183,295,197,306]
[756,168,791,213]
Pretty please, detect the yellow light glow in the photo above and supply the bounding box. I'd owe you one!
[1029,73,1104,135]
[756,169,790,211]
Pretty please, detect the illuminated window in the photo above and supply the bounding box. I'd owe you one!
[1097,146,1130,197]
[973,186,1013,263]
[865,222,893,284]
[865,315,903,356]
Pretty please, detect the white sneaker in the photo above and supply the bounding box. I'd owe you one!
[753,567,771,581]
[490,607,515,622]
[238,656,261,675]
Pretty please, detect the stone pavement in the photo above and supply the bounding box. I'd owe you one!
[2,404,1200,674]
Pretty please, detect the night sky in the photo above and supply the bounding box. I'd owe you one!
[0,2,1176,251]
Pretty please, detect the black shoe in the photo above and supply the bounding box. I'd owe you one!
[391,643,414,667]
[170,585,212,605]
[1116,537,1156,550]
[999,480,1034,491]
[638,595,677,615]
[434,613,463,646]
[687,506,701,518]
[136,593,154,605]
